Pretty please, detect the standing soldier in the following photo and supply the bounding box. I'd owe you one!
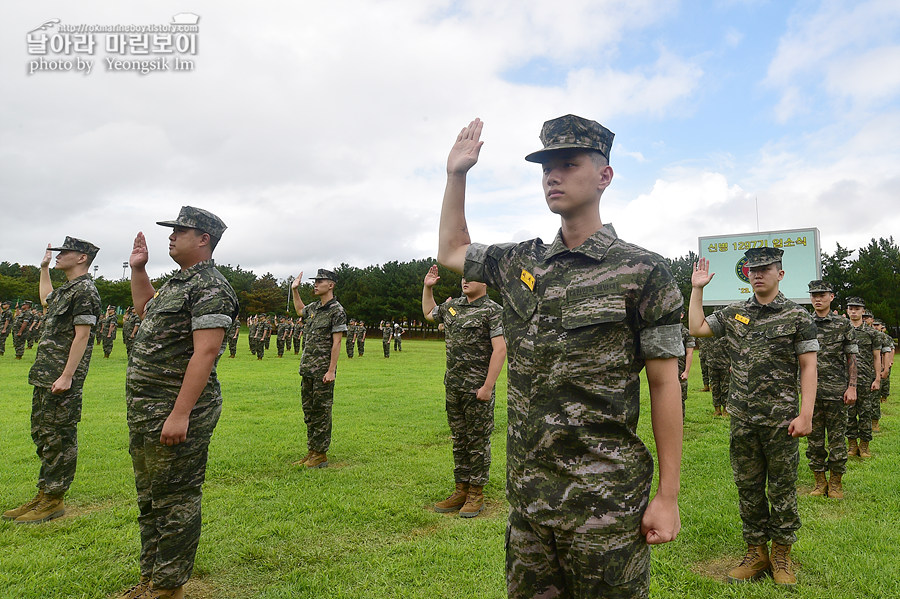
[284,318,293,354]
[122,206,238,599]
[226,316,240,358]
[122,307,135,355]
[0,299,12,356]
[253,315,271,360]
[247,315,258,357]
[27,309,43,349]
[867,317,892,431]
[345,319,356,358]
[393,321,404,352]
[806,280,857,499]
[356,320,366,356]
[698,337,711,392]
[3,238,101,524]
[845,298,881,459]
[423,265,506,518]
[102,305,118,358]
[292,316,303,355]
[690,248,818,587]
[13,300,35,359]
[276,316,290,358]
[381,320,392,358]
[291,269,347,469]
[679,314,696,418]
[707,334,731,417]
[873,320,893,406]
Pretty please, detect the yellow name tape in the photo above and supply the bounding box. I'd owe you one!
[520,269,535,291]
[448,307,457,316]
[735,314,750,325]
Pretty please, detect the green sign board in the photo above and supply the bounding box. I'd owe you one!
[698,228,821,306]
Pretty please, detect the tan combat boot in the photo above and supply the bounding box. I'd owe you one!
[291,450,313,466]
[14,493,64,524]
[848,438,859,457]
[434,482,469,513]
[809,471,827,497]
[459,485,484,518]
[726,544,770,583]
[827,471,844,499]
[714,406,722,417]
[116,577,151,599]
[859,440,872,458]
[770,542,797,587]
[872,419,880,432]
[147,584,184,599]
[2,490,43,521]
[305,451,328,468]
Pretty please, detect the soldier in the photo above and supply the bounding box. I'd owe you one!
[284,318,293,354]
[226,316,240,358]
[845,298,881,459]
[291,269,347,469]
[102,305,118,358]
[121,206,238,599]
[393,321,404,351]
[423,265,506,518]
[345,319,356,358]
[806,280,857,499]
[873,320,893,406]
[292,316,303,354]
[356,320,366,356]
[276,316,290,357]
[706,333,731,417]
[0,299,12,355]
[12,300,35,359]
[122,307,136,355]
[697,336,711,392]
[690,248,818,587]
[27,308,43,349]
[381,320,392,358]
[679,313,696,418]
[868,318,893,431]
[437,116,684,598]
[3,238,101,524]
[254,315,271,360]
[247,315,258,356]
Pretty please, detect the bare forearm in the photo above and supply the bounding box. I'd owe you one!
[646,358,683,499]
[482,341,507,390]
[437,173,471,275]
[422,286,437,321]
[328,336,341,372]
[292,288,305,315]
[39,266,53,306]
[170,339,220,418]
[130,266,155,317]
[798,353,817,418]
[62,326,91,377]
[688,287,712,337]
[847,353,858,387]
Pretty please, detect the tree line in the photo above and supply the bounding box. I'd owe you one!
[2,236,897,331]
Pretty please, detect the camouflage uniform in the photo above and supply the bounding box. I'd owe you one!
[847,321,880,443]
[432,294,503,488]
[226,318,240,357]
[697,336,710,388]
[122,310,136,355]
[706,291,818,546]
[465,223,683,598]
[706,335,731,411]
[880,331,893,401]
[248,316,259,356]
[873,329,892,419]
[807,312,857,474]
[0,302,12,355]
[356,321,366,356]
[255,317,271,359]
[345,321,356,358]
[27,274,101,496]
[393,323,404,351]
[126,259,238,590]
[28,310,43,349]
[102,310,117,357]
[13,304,34,358]
[292,317,303,354]
[276,319,289,357]
[285,319,293,353]
[299,297,347,453]
[381,322,392,357]
[679,325,696,415]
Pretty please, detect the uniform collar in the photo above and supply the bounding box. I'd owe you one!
[57,272,93,292]
[747,291,786,312]
[172,259,214,282]
[460,294,487,307]
[543,223,618,262]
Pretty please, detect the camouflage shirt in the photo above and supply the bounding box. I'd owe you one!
[28,274,101,389]
[277,321,289,339]
[299,297,347,377]
[813,313,857,399]
[432,294,503,391]
[465,224,684,532]
[0,306,11,333]
[126,260,238,432]
[13,309,34,336]
[704,333,730,369]
[382,325,392,341]
[850,322,881,383]
[679,324,696,373]
[706,292,818,427]
[878,329,894,353]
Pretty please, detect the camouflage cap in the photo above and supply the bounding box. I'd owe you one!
[525,114,614,163]
[49,236,100,258]
[808,280,833,293]
[309,268,337,282]
[1,299,10,306]
[22,300,33,306]
[744,246,784,268]
[873,319,885,326]
[846,296,865,307]
[156,206,227,239]
[863,310,874,319]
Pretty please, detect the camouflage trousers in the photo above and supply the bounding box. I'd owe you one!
[805,396,848,474]
[125,336,135,355]
[730,418,800,546]
[277,338,286,357]
[294,336,302,354]
[13,333,27,358]
[345,336,354,358]
[506,508,650,599]
[227,335,238,357]
[445,387,494,487]
[301,373,335,453]
[382,339,390,358]
[356,338,364,356]
[847,384,876,442]
[285,337,292,352]
[699,350,709,386]
[393,337,402,351]
[102,335,114,356]
[128,404,220,590]
[31,385,81,495]
[254,337,266,358]
[679,379,688,418]
[881,369,891,400]
[0,330,9,354]
[709,365,729,409]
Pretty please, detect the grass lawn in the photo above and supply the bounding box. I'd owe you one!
[1,337,898,598]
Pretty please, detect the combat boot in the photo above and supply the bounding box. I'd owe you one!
[848,438,860,457]
[434,482,468,513]
[14,493,64,524]
[147,584,184,599]
[116,577,150,599]
[291,450,313,466]
[827,471,844,499]
[714,406,722,417]
[809,471,827,497]
[2,490,43,521]
[726,544,770,583]
[770,542,796,587]
[459,485,484,518]
[859,440,872,458]
[872,419,880,432]
[305,451,328,468]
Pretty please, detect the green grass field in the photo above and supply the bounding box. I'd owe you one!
[1,338,898,599]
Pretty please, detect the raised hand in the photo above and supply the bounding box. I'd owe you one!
[292,271,303,290]
[423,264,440,288]
[447,118,484,175]
[691,258,715,288]
[40,244,52,268]
[130,232,149,269]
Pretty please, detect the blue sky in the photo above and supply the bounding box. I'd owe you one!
[2,0,898,281]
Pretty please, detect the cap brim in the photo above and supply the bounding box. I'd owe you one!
[525,144,600,163]
[156,220,181,228]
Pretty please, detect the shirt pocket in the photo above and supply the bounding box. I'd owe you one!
[561,293,626,330]
[765,322,798,356]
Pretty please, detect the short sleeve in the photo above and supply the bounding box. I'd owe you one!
[488,302,503,338]
[189,278,238,331]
